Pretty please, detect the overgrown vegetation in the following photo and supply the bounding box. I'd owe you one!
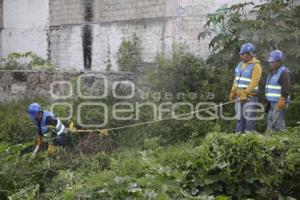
[197,1,300,127]
[0,52,53,70]
[1,0,300,199]
[1,125,300,199]
[0,99,44,144]
[198,0,300,71]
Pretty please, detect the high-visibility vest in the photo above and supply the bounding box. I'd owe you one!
[235,62,258,92]
[265,66,290,102]
[34,110,65,137]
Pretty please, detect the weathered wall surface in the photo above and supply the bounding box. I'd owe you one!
[0,0,2,29]
[49,0,83,27]
[1,0,265,71]
[0,71,140,103]
[295,0,300,6]
[50,20,167,71]
[171,0,265,58]
[95,0,166,22]
[1,0,49,59]
[49,0,168,70]
[50,0,166,26]
[49,0,262,71]
[0,0,3,58]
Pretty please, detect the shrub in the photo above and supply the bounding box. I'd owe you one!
[0,52,53,70]
[185,129,300,199]
[1,125,300,199]
[117,33,141,72]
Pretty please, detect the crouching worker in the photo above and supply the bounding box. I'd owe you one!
[265,50,291,131]
[28,103,67,154]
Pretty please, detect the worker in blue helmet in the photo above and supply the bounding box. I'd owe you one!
[28,103,67,154]
[229,43,262,133]
[265,50,291,131]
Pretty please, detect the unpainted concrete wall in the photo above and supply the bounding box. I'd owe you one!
[1,0,264,71]
[1,0,49,59]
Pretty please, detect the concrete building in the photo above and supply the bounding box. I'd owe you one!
[1,0,49,59]
[1,0,295,71]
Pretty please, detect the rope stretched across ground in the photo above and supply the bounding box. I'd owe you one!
[69,100,236,135]
[31,100,236,158]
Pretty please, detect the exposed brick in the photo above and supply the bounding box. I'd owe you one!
[50,0,84,26]
[0,0,3,29]
[2,0,264,70]
[50,0,166,26]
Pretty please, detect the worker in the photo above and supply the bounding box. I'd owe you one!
[265,50,290,131]
[28,103,66,154]
[229,43,262,133]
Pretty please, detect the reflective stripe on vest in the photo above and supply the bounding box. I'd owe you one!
[265,66,290,102]
[56,118,65,135]
[234,62,258,92]
[34,111,65,136]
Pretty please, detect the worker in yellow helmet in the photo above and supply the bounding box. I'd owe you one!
[229,43,262,133]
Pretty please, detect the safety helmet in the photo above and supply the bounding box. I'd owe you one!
[268,50,284,62]
[239,43,255,54]
[28,103,41,120]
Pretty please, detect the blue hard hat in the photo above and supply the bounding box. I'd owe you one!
[239,43,255,54]
[28,103,41,120]
[268,50,284,62]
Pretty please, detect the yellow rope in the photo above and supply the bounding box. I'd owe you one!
[68,100,236,136]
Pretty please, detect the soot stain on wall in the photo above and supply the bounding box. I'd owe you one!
[82,0,94,70]
[82,25,93,70]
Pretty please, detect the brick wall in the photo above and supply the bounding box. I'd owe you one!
[0,0,2,58]
[50,0,84,26]
[51,19,166,71]
[95,0,166,22]
[0,0,3,29]
[49,0,166,26]
[2,0,263,70]
[165,0,262,58]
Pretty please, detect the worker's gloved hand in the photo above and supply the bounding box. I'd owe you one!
[37,136,44,145]
[276,97,286,111]
[238,90,248,101]
[229,91,237,101]
[47,144,56,155]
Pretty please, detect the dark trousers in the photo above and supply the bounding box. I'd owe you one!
[235,96,258,133]
[53,133,65,146]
